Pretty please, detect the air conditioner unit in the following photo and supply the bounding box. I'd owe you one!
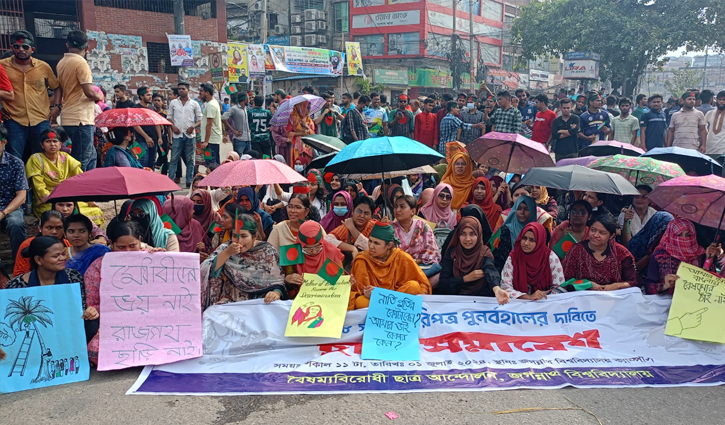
[292,25,303,34]
[304,21,317,32]
[304,9,317,21]
[317,11,326,20]
[316,21,326,31]
[273,25,287,35]
[290,35,303,46]
[291,14,303,23]
[304,34,317,46]
[316,35,327,45]
[251,2,263,12]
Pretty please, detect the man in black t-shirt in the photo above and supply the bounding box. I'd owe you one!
[132,86,162,169]
[113,84,134,108]
[551,98,581,161]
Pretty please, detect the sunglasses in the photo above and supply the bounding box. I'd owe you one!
[129,212,147,220]
[438,194,453,201]
[12,44,31,51]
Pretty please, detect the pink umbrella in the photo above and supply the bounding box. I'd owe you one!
[198,159,307,187]
[556,155,598,167]
[648,175,725,231]
[95,107,172,127]
[467,132,554,174]
[46,167,180,202]
[578,140,644,157]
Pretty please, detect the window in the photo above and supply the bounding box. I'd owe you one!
[93,0,216,18]
[147,42,179,74]
[293,0,325,12]
[333,2,348,33]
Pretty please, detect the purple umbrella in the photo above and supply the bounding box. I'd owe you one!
[648,175,725,232]
[270,94,326,126]
[578,140,645,157]
[467,132,555,174]
[556,156,598,167]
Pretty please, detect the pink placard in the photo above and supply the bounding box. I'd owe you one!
[98,252,202,371]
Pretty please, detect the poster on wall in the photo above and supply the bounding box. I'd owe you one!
[355,35,385,57]
[227,43,248,83]
[247,44,267,77]
[388,33,419,55]
[345,42,364,76]
[167,34,193,66]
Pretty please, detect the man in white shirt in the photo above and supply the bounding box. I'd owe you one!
[704,90,725,159]
[618,185,657,245]
[167,81,202,187]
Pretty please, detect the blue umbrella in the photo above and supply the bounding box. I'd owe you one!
[324,136,444,174]
[640,147,722,177]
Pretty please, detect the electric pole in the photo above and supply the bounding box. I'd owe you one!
[469,0,475,93]
[261,0,268,44]
[173,0,185,79]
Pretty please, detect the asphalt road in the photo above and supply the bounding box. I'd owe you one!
[2,367,725,425]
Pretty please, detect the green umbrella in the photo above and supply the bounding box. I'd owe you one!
[301,134,346,153]
[588,155,685,188]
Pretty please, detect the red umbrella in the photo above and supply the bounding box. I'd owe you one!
[466,132,554,174]
[95,107,172,127]
[46,167,181,202]
[198,159,306,187]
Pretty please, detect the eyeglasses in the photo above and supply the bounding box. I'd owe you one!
[302,245,322,255]
[354,208,372,217]
[286,204,305,211]
[438,194,453,201]
[12,44,31,51]
[129,212,147,220]
[570,210,588,217]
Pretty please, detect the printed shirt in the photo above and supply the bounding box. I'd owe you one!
[518,102,537,137]
[579,109,611,140]
[488,106,522,134]
[56,53,95,125]
[439,113,472,152]
[389,108,415,137]
[0,150,29,210]
[364,106,388,137]
[500,251,565,299]
[0,57,57,126]
[248,107,272,143]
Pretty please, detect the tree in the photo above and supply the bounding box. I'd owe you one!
[5,296,54,383]
[511,0,717,97]
[664,65,705,98]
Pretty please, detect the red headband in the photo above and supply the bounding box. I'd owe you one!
[46,132,57,140]
[293,185,310,194]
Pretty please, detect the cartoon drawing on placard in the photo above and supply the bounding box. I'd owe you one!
[3,296,54,382]
[291,303,324,328]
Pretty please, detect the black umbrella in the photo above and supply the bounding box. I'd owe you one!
[518,165,640,196]
[307,152,337,171]
[578,141,645,158]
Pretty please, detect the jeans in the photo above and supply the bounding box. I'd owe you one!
[421,262,442,278]
[138,139,157,169]
[168,135,196,186]
[232,139,251,156]
[67,125,96,171]
[2,209,26,261]
[5,119,50,160]
[206,143,220,170]
[252,139,273,158]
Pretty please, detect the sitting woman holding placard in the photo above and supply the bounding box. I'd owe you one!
[284,221,344,298]
[348,220,431,310]
[201,213,288,309]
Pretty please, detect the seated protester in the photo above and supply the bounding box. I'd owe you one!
[374,184,404,219]
[320,190,353,233]
[201,213,287,309]
[326,195,376,258]
[627,211,674,275]
[392,195,441,284]
[14,210,71,277]
[162,195,205,254]
[189,175,231,212]
[439,204,493,256]
[417,188,434,211]
[583,191,610,226]
[268,193,324,251]
[307,169,327,218]
[26,129,104,226]
[0,121,29,263]
[549,200,592,248]
[64,214,110,276]
[324,173,343,206]
[128,199,179,252]
[102,127,143,168]
[531,185,559,221]
[618,185,657,246]
[205,203,251,257]
[348,220,431,310]
[500,222,565,301]
[490,175,512,210]
[408,174,425,199]
[494,184,553,233]
[441,152,476,211]
[344,179,363,202]
[493,195,538,272]
[562,214,637,290]
[436,216,508,304]
[418,183,457,229]
[285,221,344,298]
[53,201,108,244]
[464,177,502,231]
[191,189,223,251]
[236,187,274,238]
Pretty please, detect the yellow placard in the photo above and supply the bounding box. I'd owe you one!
[227,42,248,83]
[665,263,725,343]
[284,274,351,338]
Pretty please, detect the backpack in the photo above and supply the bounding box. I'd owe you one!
[433,221,452,254]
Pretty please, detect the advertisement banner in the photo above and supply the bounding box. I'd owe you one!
[563,59,599,80]
[167,34,193,66]
[352,10,421,29]
[388,33,420,55]
[268,46,344,76]
[227,43,248,83]
[345,42,364,76]
[247,44,267,77]
[488,69,520,90]
[529,70,550,82]
[373,69,409,86]
[126,289,725,396]
[408,68,471,88]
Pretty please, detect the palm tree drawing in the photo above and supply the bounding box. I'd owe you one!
[4,296,54,383]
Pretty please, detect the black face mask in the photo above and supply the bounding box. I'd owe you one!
[193,204,205,215]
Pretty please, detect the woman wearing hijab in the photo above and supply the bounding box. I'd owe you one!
[324,173,343,205]
[284,221,345,298]
[436,217,508,304]
[287,102,315,164]
[162,196,205,253]
[500,222,565,301]
[439,205,493,256]
[441,152,475,211]
[465,177,502,231]
[320,190,352,233]
[530,186,559,221]
[417,188,435,211]
[103,127,144,168]
[128,199,179,252]
[418,184,457,229]
[492,195,537,272]
[374,184,404,218]
[236,187,274,238]
[494,185,553,233]
[191,189,223,240]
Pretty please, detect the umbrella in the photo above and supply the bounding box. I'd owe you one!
[95,107,172,127]
[324,136,443,174]
[343,165,437,181]
[308,152,337,171]
[588,154,685,187]
[578,140,644,157]
[301,134,346,153]
[198,159,306,187]
[648,175,725,232]
[466,132,554,174]
[270,94,326,126]
[517,165,640,196]
[640,147,723,176]
[556,156,598,167]
[46,167,180,202]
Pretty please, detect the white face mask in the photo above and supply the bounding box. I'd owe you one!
[467,103,475,110]
[294,165,304,172]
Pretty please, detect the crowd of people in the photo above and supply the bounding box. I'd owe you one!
[0,28,724,366]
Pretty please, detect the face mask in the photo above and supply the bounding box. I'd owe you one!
[467,103,475,110]
[333,206,348,216]
[294,165,304,172]
[193,204,205,215]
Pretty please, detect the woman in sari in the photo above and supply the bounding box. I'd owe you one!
[465,177,501,231]
[392,195,441,284]
[236,187,274,238]
[530,185,559,221]
[287,102,315,164]
[418,184,457,229]
[284,221,344,298]
[14,210,71,277]
[500,222,565,301]
[349,220,431,310]
[26,129,103,225]
[268,193,323,251]
[494,185,553,233]
[320,190,353,233]
[64,214,110,276]
[204,203,250,259]
[52,201,108,244]
[493,195,537,272]
[201,213,287,309]
[162,196,205,254]
[549,200,591,248]
[326,196,376,257]
[441,152,475,211]
[102,127,143,168]
[627,211,674,276]
[128,199,179,252]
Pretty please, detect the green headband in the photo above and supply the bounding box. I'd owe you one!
[370,222,397,243]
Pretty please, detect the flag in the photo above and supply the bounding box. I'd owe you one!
[208,221,222,234]
[225,85,238,95]
[202,147,214,162]
[318,259,343,285]
[551,232,577,259]
[280,243,304,266]
[561,278,593,291]
[131,140,147,159]
[488,227,501,249]
[160,214,181,235]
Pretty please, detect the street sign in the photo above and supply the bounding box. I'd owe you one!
[210,52,224,84]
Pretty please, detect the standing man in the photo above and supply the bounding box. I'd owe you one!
[273,89,287,105]
[667,91,707,153]
[531,94,557,145]
[167,81,202,188]
[550,98,580,162]
[439,101,484,152]
[639,94,667,151]
[486,91,523,135]
[609,98,639,145]
[436,93,453,127]
[515,89,536,138]
[222,93,251,156]
[133,87,162,169]
[222,97,230,113]
[632,94,649,120]
[341,95,370,144]
[56,30,103,171]
[572,95,587,116]
[340,92,355,116]
[459,101,485,144]
[604,95,620,117]
[388,94,415,138]
[697,90,715,116]
[153,93,172,175]
[364,92,388,137]
[577,93,611,150]
[313,93,343,138]
[199,83,223,168]
[114,84,134,108]
[704,91,725,159]
[411,99,422,117]
[248,95,273,158]
[0,124,28,261]
[2,30,59,160]
[414,98,438,149]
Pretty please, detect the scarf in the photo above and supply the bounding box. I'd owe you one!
[534,186,550,207]
[503,195,537,248]
[295,221,344,275]
[192,189,221,232]
[448,217,493,295]
[102,145,143,169]
[627,211,674,261]
[131,199,172,249]
[320,190,353,233]
[66,244,110,276]
[490,176,510,210]
[236,187,274,233]
[163,196,205,253]
[418,183,457,229]
[511,222,553,294]
[655,218,705,265]
[441,152,475,210]
[469,177,502,231]
[713,108,724,135]
[376,184,403,207]
[418,188,435,210]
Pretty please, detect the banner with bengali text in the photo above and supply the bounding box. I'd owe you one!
[128,288,725,395]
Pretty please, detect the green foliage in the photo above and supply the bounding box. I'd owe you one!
[355,77,386,94]
[664,65,705,98]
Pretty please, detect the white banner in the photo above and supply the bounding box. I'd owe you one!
[128,289,725,396]
[352,10,420,29]
[563,59,600,80]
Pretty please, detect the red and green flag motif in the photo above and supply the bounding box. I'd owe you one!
[561,278,593,291]
[318,258,343,285]
[225,85,238,95]
[488,227,501,249]
[280,243,305,266]
[160,214,181,235]
[208,221,222,234]
[551,232,577,259]
[202,147,214,162]
[131,140,147,159]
